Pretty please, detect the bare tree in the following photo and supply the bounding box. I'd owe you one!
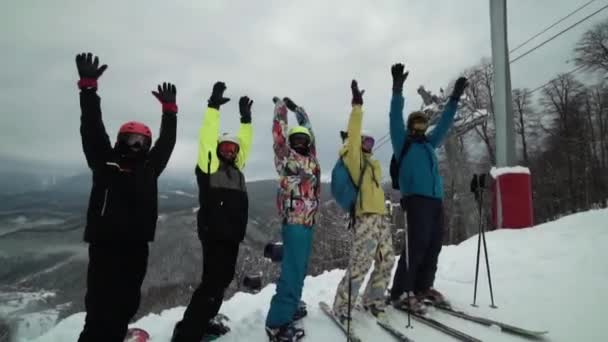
[512,88,540,165]
[575,19,608,73]
[461,59,496,164]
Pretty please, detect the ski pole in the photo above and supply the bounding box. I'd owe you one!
[471,175,482,307]
[480,187,497,308]
[403,209,412,329]
[346,213,355,342]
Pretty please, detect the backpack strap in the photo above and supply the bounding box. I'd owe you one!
[355,157,372,212]
[397,136,413,167]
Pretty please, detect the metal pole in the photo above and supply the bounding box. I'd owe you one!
[490,0,516,167]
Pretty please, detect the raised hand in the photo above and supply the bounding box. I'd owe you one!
[208,81,230,109]
[239,96,253,123]
[391,63,409,93]
[351,79,365,106]
[152,82,178,114]
[75,52,108,89]
[450,77,469,101]
[283,97,298,112]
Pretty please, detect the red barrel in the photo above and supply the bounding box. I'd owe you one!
[491,170,534,229]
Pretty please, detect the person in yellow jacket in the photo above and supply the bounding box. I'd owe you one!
[332,80,395,321]
[172,81,253,342]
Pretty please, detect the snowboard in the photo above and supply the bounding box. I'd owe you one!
[125,328,149,342]
[319,301,362,342]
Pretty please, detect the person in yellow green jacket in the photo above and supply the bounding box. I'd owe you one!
[331,80,395,322]
[171,82,253,342]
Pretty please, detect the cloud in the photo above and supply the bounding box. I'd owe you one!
[0,0,602,178]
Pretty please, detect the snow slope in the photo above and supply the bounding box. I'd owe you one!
[25,208,608,341]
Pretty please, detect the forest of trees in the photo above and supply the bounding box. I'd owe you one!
[426,19,608,245]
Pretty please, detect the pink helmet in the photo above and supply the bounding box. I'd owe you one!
[118,121,152,140]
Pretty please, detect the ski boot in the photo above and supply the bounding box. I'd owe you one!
[364,303,388,322]
[292,300,308,322]
[265,322,305,342]
[417,288,450,308]
[201,315,231,341]
[391,292,426,314]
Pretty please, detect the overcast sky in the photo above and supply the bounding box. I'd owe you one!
[1,0,605,180]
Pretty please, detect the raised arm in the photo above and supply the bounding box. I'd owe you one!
[197,82,230,173]
[272,98,290,163]
[344,80,365,181]
[148,83,178,176]
[285,97,317,156]
[76,53,112,170]
[427,77,468,148]
[389,63,410,157]
[236,96,253,170]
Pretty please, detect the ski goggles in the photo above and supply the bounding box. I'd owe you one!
[117,133,151,151]
[218,141,239,156]
[362,136,375,152]
[289,133,311,148]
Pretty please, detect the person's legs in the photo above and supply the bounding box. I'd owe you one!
[266,224,313,328]
[79,242,149,342]
[416,199,445,293]
[173,238,240,342]
[390,196,434,301]
[333,215,377,317]
[362,215,395,311]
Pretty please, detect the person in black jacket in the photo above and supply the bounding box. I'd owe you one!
[171,82,253,342]
[75,52,178,342]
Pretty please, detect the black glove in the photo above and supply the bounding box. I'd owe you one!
[450,77,469,101]
[239,96,253,123]
[283,97,298,112]
[208,81,230,109]
[391,63,409,93]
[152,82,178,114]
[351,79,365,106]
[75,52,108,89]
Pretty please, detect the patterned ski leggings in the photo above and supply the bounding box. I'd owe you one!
[333,214,395,316]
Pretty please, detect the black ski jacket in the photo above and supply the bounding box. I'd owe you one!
[79,88,177,243]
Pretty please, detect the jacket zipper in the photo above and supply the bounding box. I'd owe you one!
[100,189,109,216]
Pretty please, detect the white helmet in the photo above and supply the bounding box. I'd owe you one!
[218,133,240,147]
[361,130,374,140]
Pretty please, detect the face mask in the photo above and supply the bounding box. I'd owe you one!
[289,133,311,155]
[115,133,151,161]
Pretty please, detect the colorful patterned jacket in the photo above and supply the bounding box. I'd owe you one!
[272,100,321,227]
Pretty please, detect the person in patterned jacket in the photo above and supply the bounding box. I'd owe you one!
[265,97,321,341]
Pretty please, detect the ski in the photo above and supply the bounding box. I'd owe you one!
[376,319,415,342]
[319,301,362,342]
[393,307,482,342]
[431,303,548,338]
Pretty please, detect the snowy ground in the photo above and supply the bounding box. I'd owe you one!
[22,208,608,341]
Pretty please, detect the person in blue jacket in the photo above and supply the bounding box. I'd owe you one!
[388,62,468,313]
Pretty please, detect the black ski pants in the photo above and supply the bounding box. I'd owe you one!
[78,241,149,342]
[391,195,444,300]
[172,236,240,342]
